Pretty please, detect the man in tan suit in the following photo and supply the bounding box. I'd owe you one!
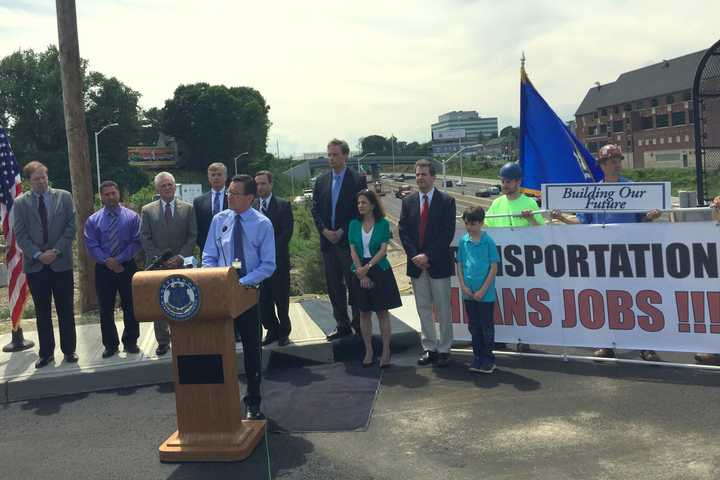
[140,172,197,355]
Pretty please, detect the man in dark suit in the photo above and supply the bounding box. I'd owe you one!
[193,162,228,251]
[311,138,367,340]
[254,170,294,346]
[12,161,78,368]
[399,159,456,367]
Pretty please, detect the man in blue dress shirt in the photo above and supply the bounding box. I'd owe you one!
[202,174,276,420]
[84,181,143,358]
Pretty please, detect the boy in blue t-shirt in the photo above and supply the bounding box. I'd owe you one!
[456,206,500,373]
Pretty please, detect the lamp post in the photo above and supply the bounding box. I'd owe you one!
[233,152,249,175]
[441,143,482,188]
[391,136,396,174]
[356,152,375,173]
[94,122,119,196]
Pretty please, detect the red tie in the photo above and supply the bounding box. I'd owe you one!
[419,194,429,249]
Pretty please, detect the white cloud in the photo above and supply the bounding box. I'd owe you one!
[1,0,718,155]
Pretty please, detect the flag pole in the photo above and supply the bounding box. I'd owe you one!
[519,51,526,172]
[0,122,34,352]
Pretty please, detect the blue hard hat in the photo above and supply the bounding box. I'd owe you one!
[499,162,522,180]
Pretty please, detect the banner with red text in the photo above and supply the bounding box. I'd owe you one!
[449,222,720,353]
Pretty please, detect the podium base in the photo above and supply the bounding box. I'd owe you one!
[159,420,267,462]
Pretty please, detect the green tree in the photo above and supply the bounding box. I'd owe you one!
[138,107,162,146]
[0,47,148,193]
[500,126,519,139]
[85,71,148,193]
[360,135,390,155]
[161,83,270,172]
[0,47,73,187]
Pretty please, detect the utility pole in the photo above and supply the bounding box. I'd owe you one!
[56,0,96,311]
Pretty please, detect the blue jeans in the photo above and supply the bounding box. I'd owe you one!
[464,300,495,365]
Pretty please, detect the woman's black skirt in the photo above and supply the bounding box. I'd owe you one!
[351,258,402,313]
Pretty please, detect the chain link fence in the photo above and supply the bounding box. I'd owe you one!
[695,41,720,203]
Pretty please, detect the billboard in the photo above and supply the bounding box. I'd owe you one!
[128,146,176,167]
[432,129,466,141]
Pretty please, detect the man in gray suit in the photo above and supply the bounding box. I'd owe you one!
[140,171,197,355]
[12,161,77,368]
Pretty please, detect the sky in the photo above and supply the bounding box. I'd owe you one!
[2,0,719,156]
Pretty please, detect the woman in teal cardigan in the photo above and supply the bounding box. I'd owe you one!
[349,189,402,368]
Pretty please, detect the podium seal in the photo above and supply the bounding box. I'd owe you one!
[159,275,201,321]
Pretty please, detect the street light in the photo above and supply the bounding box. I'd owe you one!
[94,122,119,196]
[233,152,249,175]
[441,143,482,188]
[356,152,375,173]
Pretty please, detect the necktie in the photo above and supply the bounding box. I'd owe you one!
[261,199,267,214]
[212,192,220,215]
[164,202,172,222]
[419,194,429,249]
[107,210,120,257]
[38,194,49,244]
[331,175,341,229]
[233,214,247,277]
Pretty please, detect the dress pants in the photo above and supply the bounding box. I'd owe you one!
[26,267,76,359]
[95,261,139,349]
[154,318,171,347]
[234,305,262,407]
[411,271,453,353]
[259,266,291,338]
[322,243,360,330]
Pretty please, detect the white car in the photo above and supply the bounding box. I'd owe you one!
[455,181,465,187]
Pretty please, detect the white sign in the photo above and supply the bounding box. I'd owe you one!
[541,182,671,212]
[448,222,720,353]
[177,183,203,203]
[432,129,466,141]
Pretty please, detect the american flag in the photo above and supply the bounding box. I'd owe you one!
[0,125,28,330]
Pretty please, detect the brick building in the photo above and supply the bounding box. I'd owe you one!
[575,50,705,169]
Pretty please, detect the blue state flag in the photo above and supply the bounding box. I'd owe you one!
[519,68,603,193]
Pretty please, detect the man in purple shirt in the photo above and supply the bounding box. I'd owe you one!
[84,181,143,358]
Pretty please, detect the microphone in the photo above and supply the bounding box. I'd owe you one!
[182,256,198,268]
[145,249,174,271]
[216,225,229,266]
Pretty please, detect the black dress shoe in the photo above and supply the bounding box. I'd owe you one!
[124,344,141,354]
[155,344,170,356]
[102,347,118,359]
[35,355,54,369]
[245,404,266,420]
[326,327,352,341]
[277,336,290,347]
[437,352,450,367]
[417,350,437,366]
[261,334,278,347]
[64,353,79,363]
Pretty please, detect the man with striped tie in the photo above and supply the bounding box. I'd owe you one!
[84,181,142,358]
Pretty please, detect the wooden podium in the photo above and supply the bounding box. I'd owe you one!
[132,267,266,462]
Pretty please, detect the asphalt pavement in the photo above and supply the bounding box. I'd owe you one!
[2,345,719,480]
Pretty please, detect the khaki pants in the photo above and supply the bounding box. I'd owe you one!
[411,271,453,353]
